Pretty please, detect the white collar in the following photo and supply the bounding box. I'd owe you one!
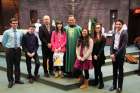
[115,28,123,34]
[11,28,17,31]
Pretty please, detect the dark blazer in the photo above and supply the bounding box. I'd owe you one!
[110,30,128,57]
[22,33,39,53]
[39,24,55,47]
[92,36,106,65]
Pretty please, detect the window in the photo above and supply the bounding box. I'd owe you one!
[110,10,118,30]
[30,10,38,24]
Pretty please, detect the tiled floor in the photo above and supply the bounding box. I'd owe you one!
[0,70,140,93]
[0,45,139,92]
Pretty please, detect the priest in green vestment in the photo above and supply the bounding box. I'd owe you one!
[64,15,82,73]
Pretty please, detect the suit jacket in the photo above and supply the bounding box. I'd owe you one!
[22,32,39,53]
[39,24,55,47]
[110,30,128,57]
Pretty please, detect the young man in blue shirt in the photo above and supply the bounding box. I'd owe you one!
[2,18,24,88]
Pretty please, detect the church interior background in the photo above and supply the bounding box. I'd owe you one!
[0,0,140,43]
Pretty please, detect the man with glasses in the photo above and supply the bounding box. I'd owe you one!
[2,18,24,88]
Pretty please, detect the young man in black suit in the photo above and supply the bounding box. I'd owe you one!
[109,19,128,93]
[22,25,40,83]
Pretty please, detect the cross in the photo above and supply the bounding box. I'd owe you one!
[68,0,80,16]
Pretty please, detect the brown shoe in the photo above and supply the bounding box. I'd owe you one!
[80,79,88,89]
[54,71,59,78]
[58,71,64,78]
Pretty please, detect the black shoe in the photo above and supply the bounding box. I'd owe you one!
[49,71,54,76]
[34,75,40,81]
[109,86,116,91]
[137,72,140,76]
[134,70,139,74]
[65,72,73,78]
[93,82,98,86]
[92,80,98,86]
[8,82,13,88]
[116,88,122,93]
[15,80,24,84]
[45,73,50,77]
[98,83,104,89]
[27,74,33,79]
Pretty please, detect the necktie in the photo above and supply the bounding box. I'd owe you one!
[14,30,18,48]
[46,25,50,33]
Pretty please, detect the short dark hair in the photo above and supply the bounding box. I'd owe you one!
[28,24,36,28]
[9,18,18,23]
[115,19,124,25]
[68,15,75,19]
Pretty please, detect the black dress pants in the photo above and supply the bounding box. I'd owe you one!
[112,55,124,89]
[94,60,103,85]
[41,46,53,74]
[6,48,21,82]
[25,52,40,78]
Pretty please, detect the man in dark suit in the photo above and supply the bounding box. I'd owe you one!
[109,19,128,93]
[39,15,55,77]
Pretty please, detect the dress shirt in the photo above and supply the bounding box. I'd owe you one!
[114,29,122,50]
[2,28,23,48]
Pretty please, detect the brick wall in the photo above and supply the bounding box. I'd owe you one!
[19,0,129,31]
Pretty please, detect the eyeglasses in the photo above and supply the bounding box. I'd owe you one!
[95,27,101,29]
[12,23,18,24]
[115,24,122,25]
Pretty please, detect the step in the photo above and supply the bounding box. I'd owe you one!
[0,45,139,59]
[0,57,80,90]
[0,51,139,67]
[0,56,138,90]
[105,54,139,65]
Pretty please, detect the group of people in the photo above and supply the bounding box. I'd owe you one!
[2,15,128,93]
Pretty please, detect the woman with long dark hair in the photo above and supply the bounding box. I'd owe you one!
[74,27,93,89]
[92,23,106,89]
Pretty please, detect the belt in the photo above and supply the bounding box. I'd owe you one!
[113,49,118,53]
[8,47,20,50]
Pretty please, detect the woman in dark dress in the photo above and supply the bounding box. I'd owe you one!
[92,23,106,89]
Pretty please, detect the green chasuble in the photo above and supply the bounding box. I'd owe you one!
[64,25,82,72]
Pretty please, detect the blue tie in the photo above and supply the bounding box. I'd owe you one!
[14,30,17,48]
